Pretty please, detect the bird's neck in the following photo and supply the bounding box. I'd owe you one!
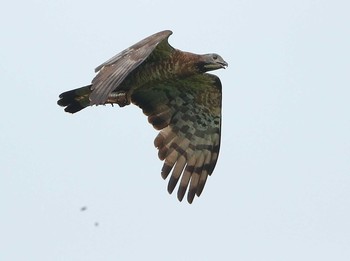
[143,51,200,80]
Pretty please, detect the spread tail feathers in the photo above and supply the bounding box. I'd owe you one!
[57,85,92,113]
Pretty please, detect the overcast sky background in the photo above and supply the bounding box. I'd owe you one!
[1,0,349,260]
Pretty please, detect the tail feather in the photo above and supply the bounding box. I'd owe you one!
[57,85,92,113]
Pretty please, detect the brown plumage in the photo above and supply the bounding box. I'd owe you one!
[57,30,227,203]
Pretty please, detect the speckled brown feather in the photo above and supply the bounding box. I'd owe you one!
[57,30,226,203]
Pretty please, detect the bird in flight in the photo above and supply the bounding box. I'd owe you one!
[57,30,227,203]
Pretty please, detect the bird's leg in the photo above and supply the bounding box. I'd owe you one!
[106,91,130,107]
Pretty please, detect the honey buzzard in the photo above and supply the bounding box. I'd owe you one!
[57,30,227,203]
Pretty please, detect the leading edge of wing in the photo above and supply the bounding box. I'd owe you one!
[94,30,173,72]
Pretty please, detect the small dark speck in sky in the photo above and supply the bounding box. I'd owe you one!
[80,206,87,211]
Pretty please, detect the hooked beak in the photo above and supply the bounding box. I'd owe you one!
[204,60,228,71]
[219,60,228,69]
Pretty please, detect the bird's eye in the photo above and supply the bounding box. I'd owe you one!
[213,54,218,60]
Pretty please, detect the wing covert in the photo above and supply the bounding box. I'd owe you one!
[90,30,173,105]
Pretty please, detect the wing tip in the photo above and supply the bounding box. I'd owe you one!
[157,29,173,37]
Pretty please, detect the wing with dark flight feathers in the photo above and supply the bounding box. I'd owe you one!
[90,30,174,105]
[131,73,222,203]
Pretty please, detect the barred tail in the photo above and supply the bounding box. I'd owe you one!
[57,85,92,113]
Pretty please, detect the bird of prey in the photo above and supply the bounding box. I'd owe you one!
[57,30,227,203]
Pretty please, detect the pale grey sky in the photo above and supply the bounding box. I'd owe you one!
[1,0,350,260]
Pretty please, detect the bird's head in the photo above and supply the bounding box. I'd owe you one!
[197,53,228,72]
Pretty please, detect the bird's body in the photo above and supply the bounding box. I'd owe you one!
[58,30,227,203]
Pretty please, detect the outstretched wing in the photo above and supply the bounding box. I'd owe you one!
[131,73,222,203]
[90,30,174,105]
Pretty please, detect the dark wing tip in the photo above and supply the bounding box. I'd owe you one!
[152,30,173,39]
[187,192,195,204]
[157,29,173,35]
